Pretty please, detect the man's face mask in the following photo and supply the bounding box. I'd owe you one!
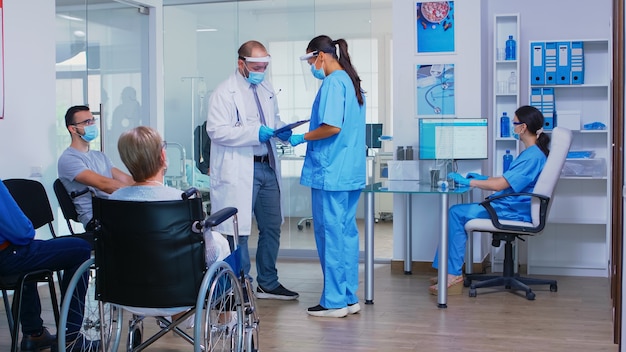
[80,124,99,142]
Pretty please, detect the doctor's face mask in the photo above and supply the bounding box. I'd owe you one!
[240,56,270,85]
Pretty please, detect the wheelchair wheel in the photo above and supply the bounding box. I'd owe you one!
[241,276,260,352]
[197,262,245,352]
[58,258,122,352]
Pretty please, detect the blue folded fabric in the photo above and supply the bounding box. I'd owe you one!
[567,151,595,159]
[582,122,606,130]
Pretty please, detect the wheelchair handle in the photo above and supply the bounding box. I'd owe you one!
[182,187,199,200]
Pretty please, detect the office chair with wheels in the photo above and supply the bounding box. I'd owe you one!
[464,127,572,300]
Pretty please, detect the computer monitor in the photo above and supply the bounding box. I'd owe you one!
[366,123,383,149]
[418,118,488,160]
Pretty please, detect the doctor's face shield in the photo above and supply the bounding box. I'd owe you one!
[299,51,320,91]
[239,55,271,85]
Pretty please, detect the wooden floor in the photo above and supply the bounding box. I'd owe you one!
[0,259,618,352]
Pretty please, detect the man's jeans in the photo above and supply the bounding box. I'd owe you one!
[0,237,91,335]
[231,161,282,291]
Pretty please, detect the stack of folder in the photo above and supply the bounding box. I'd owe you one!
[531,41,584,86]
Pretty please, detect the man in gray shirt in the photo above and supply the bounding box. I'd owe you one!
[58,105,132,229]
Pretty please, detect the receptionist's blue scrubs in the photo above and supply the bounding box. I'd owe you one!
[433,145,547,276]
[300,69,366,309]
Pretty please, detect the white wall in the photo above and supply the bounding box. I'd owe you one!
[0,0,56,181]
[392,0,486,262]
[0,0,57,239]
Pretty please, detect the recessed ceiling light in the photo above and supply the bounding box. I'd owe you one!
[196,28,218,32]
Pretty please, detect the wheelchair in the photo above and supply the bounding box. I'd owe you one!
[57,192,259,352]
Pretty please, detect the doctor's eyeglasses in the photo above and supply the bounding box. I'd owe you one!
[73,117,98,126]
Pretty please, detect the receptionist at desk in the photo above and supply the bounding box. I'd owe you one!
[431,105,551,296]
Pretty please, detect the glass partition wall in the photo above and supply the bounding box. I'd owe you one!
[163,0,392,258]
[56,0,150,175]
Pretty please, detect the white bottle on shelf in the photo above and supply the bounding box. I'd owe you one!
[508,71,517,94]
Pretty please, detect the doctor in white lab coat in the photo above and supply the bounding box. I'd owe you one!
[206,40,299,300]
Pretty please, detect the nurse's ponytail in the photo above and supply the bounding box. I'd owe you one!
[306,35,364,106]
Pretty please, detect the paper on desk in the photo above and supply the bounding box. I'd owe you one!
[273,119,310,135]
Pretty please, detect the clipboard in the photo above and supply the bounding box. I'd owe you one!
[273,119,310,135]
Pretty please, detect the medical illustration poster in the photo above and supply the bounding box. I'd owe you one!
[415,1,455,54]
[415,64,455,117]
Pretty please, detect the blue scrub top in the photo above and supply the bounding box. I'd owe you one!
[300,70,366,191]
[490,145,547,222]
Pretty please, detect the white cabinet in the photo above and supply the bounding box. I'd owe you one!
[526,39,611,277]
[491,14,520,272]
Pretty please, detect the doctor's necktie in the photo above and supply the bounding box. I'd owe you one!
[251,84,276,170]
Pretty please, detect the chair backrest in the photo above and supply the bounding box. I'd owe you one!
[53,178,80,235]
[529,127,572,226]
[93,196,206,308]
[2,179,56,236]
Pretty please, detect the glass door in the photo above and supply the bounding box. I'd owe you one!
[56,0,150,173]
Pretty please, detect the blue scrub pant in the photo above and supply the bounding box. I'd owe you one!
[311,188,360,309]
[0,237,91,335]
[432,203,490,276]
[232,161,281,291]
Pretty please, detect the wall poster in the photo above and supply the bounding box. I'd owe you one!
[416,1,455,54]
[416,63,455,117]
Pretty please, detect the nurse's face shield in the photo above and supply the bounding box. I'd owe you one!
[299,51,320,92]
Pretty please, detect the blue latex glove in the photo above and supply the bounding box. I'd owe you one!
[448,172,470,186]
[259,126,274,143]
[275,129,293,141]
[466,172,488,180]
[289,134,306,146]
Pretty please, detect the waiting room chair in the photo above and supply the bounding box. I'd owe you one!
[53,178,82,236]
[1,179,61,352]
[464,126,572,300]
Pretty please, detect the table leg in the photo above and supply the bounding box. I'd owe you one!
[404,194,412,274]
[437,194,448,308]
[364,192,374,304]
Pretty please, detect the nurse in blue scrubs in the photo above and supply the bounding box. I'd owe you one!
[289,35,366,318]
[434,105,551,295]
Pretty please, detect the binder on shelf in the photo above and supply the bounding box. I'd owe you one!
[542,88,555,130]
[570,41,585,84]
[544,42,557,85]
[556,42,571,85]
[531,42,545,85]
[530,88,542,109]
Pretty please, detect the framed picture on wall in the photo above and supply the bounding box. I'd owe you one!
[415,1,455,54]
[415,63,455,117]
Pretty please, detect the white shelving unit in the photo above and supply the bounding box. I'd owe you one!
[527,39,611,277]
[491,14,520,272]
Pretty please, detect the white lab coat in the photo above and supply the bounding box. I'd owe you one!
[206,70,285,236]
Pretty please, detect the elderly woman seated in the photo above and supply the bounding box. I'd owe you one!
[110,126,229,321]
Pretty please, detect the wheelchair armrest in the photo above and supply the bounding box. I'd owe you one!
[479,192,550,233]
[204,207,238,227]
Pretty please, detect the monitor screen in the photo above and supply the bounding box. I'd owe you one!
[366,123,383,149]
[418,118,488,160]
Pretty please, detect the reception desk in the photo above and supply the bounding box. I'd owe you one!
[362,181,472,308]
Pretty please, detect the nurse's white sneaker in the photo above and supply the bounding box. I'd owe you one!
[347,302,361,314]
[306,305,348,318]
